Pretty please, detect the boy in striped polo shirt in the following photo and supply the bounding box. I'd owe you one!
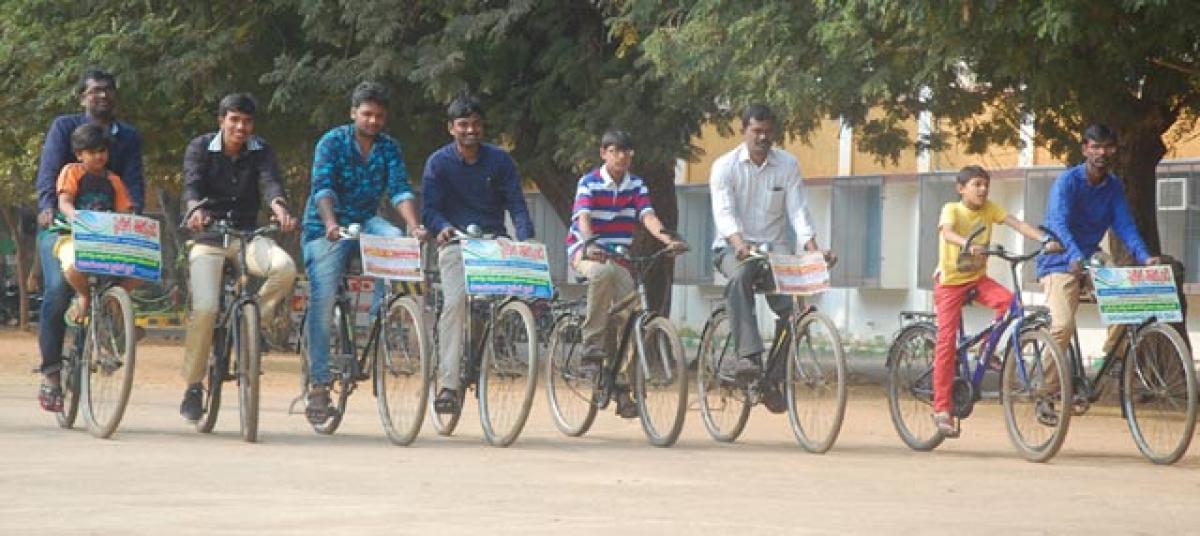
[565,130,687,417]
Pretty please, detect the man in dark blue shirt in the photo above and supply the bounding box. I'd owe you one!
[423,96,534,414]
[32,69,144,412]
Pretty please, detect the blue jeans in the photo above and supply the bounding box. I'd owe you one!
[302,216,402,385]
[38,229,74,374]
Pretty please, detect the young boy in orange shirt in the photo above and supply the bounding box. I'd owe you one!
[932,165,1060,436]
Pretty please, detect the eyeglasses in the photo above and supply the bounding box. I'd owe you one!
[83,86,114,97]
[605,148,635,156]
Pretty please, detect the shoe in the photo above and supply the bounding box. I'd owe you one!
[614,388,639,419]
[38,374,64,413]
[433,388,460,415]
[733,354,763,381]
[761,384,787,414]
[985,355,1002,372]
[306,385,334,424]
[932,411,960,438]
[576,355,604,379]
[1035,398,1059,427]
[180,383,204,422]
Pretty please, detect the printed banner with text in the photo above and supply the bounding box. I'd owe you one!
[462,238,553,299]
[768,252,830,296]
[72,210,161,282]
[359,234,423,282]
[1090,265,1182,325]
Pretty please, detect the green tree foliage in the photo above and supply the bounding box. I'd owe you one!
[628,0,1200,254]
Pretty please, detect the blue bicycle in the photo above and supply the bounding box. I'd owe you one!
[886,227,1072,462]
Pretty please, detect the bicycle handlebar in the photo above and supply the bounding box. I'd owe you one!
[961,224,1059,266]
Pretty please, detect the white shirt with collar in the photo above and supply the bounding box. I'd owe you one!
[709,144,815,253]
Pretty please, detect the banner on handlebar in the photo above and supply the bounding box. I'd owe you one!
[358,234,423,282]
[461,238,553,299]
[1089,265,1182,325]
[768,252,830,296]
[72,210,161,282]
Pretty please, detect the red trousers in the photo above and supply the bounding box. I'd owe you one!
[932,276,1012,414]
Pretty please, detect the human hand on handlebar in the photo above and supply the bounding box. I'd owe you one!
[324,222,342,242]
[1043,240,1064,254]
[437,227,457,245]
[187,207,213,232]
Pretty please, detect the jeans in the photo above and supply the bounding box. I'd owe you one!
[303,216,402,386]
[37,229,73,374]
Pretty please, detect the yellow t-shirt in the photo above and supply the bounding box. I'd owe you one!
[937,200,1007,285]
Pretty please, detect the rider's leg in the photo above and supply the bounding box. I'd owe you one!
[180,242,231,420]
[573,257,632,356]
[37,228,72,377]
[55,238,91,322]
[244,236,298,324]
[362,216,403,318]
[932,277,971,416]
[714,248,768,360]
[437,243,467,393]
[1040,272,1079,394]
[972,276,1013,316]
[303,237,351,387]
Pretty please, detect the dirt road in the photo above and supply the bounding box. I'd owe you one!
[0,332,1195,535]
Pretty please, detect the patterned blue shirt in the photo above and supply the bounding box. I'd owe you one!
[302,125,415,242]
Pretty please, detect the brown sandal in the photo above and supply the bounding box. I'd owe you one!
[932,412,960,438]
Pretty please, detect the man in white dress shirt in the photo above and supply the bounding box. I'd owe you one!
[709,104,835,410]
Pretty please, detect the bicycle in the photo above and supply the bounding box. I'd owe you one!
[886,226,1071,462]
[694,246,848,453]
[544,236,689,447]
[1059,257,1197,464]
[294,224,431,445]
[51,214,140,439]
[183,198,277,443]
[426,227,541,447]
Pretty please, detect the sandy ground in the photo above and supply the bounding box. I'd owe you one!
[0,330,1196,535]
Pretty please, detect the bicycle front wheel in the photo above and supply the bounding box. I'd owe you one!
[479,300,539,447]
[545,313,598,437]
[375,296,430,446]
[55,329,84,429]
[786,311,847,453]
[82,286,137,439]
[696,310,751,443]
[237,303,261,443]
[1123,323,1197,465]
[885,323,944,451]
[1000,328,1071,463]
[635,316,688,447]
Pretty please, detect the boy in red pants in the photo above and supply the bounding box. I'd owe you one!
[933,165,1060,436]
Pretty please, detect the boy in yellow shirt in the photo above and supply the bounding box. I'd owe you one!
[932,165,1059,436]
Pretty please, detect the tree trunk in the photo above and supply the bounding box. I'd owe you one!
[155,185,181,287]
[0,206,29,330]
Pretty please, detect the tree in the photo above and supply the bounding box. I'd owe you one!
[627,1,1200,256]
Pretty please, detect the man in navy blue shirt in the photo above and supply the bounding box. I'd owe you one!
[1037,124,1159,417]
[32,69,144,412]
[422,96,534,414]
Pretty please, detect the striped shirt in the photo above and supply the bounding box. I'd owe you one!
[565,166,655,260]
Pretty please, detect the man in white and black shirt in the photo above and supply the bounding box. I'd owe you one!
[709,104,835,411]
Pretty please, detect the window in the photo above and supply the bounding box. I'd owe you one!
[1156,163,1200,284]
[830,176,882,288]
[674,186,715,283]
[1021,168,1061,285]
[917,173,960,289]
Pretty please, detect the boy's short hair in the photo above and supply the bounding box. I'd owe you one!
[352,81,389,108]
[218,93,258,118]
[1083,124,1118,145]
[76,68,117,95]
[956,165,990,185]
[740,103,775,129]
[601,130,634,151]
[70,123,111,153]
[447,95,485,121]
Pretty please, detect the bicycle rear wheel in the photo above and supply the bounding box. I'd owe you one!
[696,310,751,443]
[376,296,430,446]
[311,302,354,435]
[237,303,261,443]
[479,300,539,447]
[885,323,944,451]
[55,328,84,429]
[1000,328,1071,463]
[545,313,598,437]
[197,326,228,433]
[786,311,847,453]
[635,316,688,447]
[1123,323,1197,465]
[82,286,136,439]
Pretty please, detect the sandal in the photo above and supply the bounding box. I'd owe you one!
[614,388,639,419]
[305,385,334,424]
[39,382,64,413]
[932,411,960,438]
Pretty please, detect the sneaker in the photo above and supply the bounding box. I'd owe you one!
[38,373,64,413]
[733,354,763,381]
[1035,398,1059,427]
[614,388,639,419]
[306,385,333,424]
[761,384,787,414]
[180,383,204,422]
[433,387,460,415]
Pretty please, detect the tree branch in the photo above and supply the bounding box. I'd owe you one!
[1149,57,1200,77]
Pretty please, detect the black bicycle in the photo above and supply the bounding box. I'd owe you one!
[544,236,690,447]
[294,226,431,445]
[694,246,847,452]
[184,198,277,443]
[427,228,540,447]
